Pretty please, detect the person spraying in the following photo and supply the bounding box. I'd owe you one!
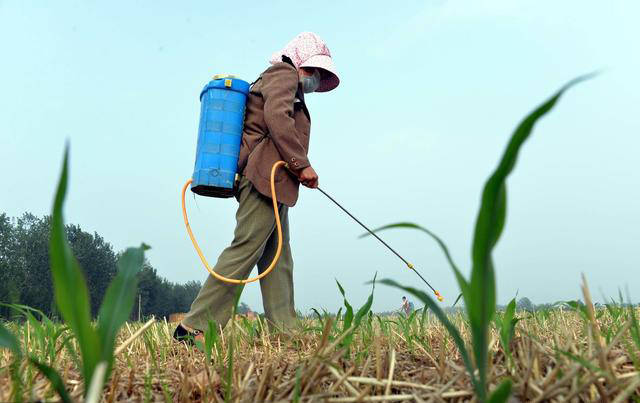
[174,32,340,343]
[401,296,414,317]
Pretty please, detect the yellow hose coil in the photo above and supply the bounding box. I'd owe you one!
[181,161,287,284]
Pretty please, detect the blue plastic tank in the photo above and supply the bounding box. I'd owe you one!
[191,75,250,198]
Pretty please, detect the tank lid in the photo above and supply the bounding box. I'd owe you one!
[212,74,236,80]
[200,76,250,100]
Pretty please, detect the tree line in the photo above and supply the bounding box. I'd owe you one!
[0,212,201,321]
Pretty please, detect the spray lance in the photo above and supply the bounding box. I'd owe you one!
[181,74,443,302]
[314,186,443,302]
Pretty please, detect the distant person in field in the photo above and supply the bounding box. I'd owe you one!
[401,296,414,317]
[174,32,340,344]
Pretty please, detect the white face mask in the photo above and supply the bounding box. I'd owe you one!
[300,69,321,93]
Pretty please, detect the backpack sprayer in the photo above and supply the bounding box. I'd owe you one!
[181,74,443,302]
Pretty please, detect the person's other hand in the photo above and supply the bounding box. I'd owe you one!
[297,166,319,188]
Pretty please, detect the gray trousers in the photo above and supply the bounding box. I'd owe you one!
[182,177,296,331]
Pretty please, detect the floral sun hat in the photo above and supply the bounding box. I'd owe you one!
[269,32,340,92]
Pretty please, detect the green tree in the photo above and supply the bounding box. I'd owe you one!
[13,214,53,315]
[1,211,201,320]
[66,224,118,317]
[516,297,534,312]
[0,213,20,318]
[133,262,201,319]
[170,280,200,313]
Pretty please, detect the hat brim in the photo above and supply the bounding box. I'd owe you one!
[300,54,340,92]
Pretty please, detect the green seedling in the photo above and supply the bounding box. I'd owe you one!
[0,146,148,402]
[203,320,221,364]
[375,75,593,402]
[335,273,376,355]
[48,146,148,399]
[494,298,520,371]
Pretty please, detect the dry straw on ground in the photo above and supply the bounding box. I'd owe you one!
[1,304,639,402]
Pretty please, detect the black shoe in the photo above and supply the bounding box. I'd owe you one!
[173,323,201,346]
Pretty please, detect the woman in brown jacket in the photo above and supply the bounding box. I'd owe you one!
[174,32,340,342]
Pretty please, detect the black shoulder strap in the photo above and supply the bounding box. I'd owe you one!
[252,55,294,87]
[249,76,261,88]
[281,55,295,68]
[279,55,310,119]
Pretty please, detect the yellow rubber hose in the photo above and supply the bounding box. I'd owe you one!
[181,160,287,284]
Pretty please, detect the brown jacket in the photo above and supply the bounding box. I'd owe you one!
[237,62,311,207]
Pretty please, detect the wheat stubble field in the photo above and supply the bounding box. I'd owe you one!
[2,297,640,402]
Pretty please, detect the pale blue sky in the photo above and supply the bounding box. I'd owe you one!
[1,1,638,313]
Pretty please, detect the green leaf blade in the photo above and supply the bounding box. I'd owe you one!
[335,279,354,331]
[360,222,470,301]
[0,322,21,355]
[468,75,594,397]
[29,357,74,403]
[353,273,377,328]
[487,379,512,403]
[48,145,100,386]
[96,244,148,380]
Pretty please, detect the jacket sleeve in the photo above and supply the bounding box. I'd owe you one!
[260,63,311,171]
